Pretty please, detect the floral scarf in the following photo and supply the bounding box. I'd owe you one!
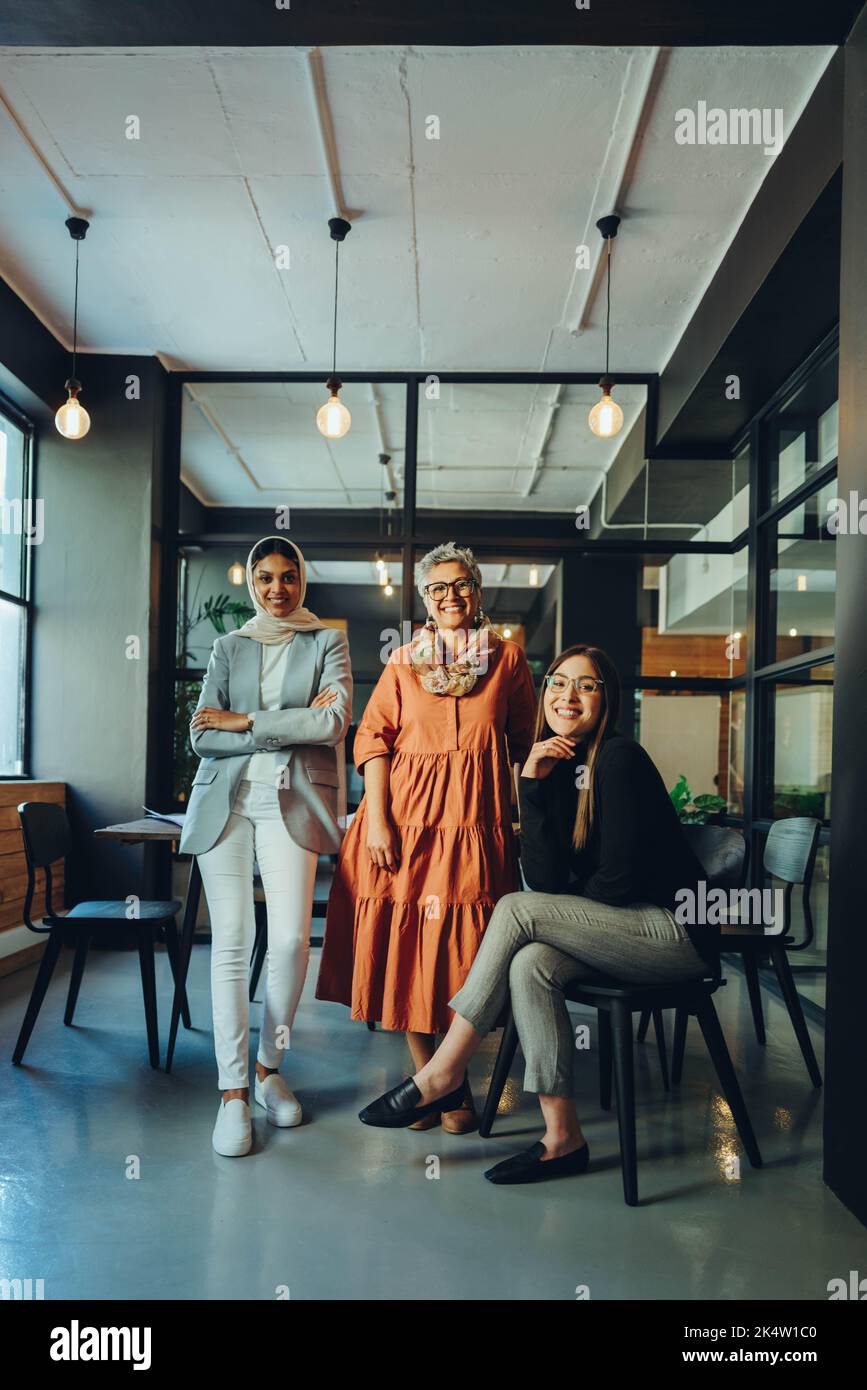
[408,620,501,696]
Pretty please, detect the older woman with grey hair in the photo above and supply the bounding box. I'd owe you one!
[317,541,537,1133]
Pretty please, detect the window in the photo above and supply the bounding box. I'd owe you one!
[764,350,838,507]
[764,662,833,822]
[765,478,836,665]
[0,401,34,776]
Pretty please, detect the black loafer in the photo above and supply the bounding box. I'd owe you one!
[484,1140,590,1185]
[359,1076,467,1128]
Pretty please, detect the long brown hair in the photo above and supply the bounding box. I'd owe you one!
[534,644,621,851]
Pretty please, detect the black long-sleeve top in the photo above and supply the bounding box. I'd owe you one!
[518,732,718,969]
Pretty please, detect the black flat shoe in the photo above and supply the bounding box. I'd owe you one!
[359,1076,467,1128]
[484,1140,590,1185]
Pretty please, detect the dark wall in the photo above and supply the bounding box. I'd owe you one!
[0,276,169,900]
[559,554,641,709]
[824,5,867,1229]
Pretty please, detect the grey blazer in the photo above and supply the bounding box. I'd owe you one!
[178,627,353,857]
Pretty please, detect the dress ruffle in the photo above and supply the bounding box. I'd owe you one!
[316,804,520,1033]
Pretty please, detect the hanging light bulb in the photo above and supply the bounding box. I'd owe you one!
[503,626,513,639]
[55,380,91,440]
[588,214,624,441]
[316,379,351,439]
[374,554,386,572]
[56,216,91,440]
[316,216,353,439]
[227,562,245,586]
[384,581,394,597]
[588,380,624,439]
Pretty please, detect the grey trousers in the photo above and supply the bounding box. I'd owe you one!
[449,890,707,1098]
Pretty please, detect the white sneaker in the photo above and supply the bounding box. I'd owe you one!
[254,1072,302,1127]
[212,1098,253,1156]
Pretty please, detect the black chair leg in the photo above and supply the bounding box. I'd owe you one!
[64,931,90,1025]
[137,928,160,1070]
[479,1008,519,1138]
[598,1008,613,1110]
[166,857,202,1074]
[743,953,766,1045]
[652,1008,670,1091]
[636,1008,651,1042]
[672,1006,688,1085]
[695,995,762,1168]
[162,918,191,1028]
[366,1021,376,1031]
[770,944,822,1088]
[610,999,638,1206]
[12,930,63,1064]
[249,905,268,1002]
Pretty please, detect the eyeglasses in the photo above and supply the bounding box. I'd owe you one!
[423,578,477,601]
[545,674,605,695]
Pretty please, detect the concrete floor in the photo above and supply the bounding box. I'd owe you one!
[0,940,863,1301]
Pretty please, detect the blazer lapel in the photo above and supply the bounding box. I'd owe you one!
[232,635,262,713]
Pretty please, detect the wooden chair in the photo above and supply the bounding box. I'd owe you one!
[12,802,183,1069]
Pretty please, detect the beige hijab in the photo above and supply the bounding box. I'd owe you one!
[236,537,326,645]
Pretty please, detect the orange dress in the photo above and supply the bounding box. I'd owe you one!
[316,638,537,1033]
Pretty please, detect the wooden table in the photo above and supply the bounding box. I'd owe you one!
[94,818,198,1070]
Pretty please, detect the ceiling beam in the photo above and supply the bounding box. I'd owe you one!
[2,2,863,46]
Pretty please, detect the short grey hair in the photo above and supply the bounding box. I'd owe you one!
[415,541,483,598]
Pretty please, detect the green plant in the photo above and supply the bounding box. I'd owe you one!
[668,774,727,825]
[177,590,254,666]
[174,588,254,802]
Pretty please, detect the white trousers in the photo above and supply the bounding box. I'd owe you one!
[197,779,318,1090]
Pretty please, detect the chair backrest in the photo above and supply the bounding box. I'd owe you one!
[763,817,820,886]
[682,824,748,892]
[18,802,70,868]
[17,802,70,929]
[762,816,821,949]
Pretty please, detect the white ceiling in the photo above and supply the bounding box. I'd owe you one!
[0,43,835,509]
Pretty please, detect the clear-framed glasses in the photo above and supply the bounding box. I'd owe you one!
[545,673,605,696]
[424,578,477,601]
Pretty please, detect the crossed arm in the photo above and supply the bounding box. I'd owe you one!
[189,631,353,758]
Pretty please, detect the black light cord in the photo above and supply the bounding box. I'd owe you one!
[604,236,612,380]
[72,238,81,381]
[332,238,339,377]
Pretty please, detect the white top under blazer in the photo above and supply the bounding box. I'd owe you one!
[243,639,293,783]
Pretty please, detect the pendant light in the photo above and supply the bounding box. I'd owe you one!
[588,214,624,440]
[55,216,92,440]
[316,217,352,439]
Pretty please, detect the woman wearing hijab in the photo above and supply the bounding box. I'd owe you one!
[179,537,352,1157]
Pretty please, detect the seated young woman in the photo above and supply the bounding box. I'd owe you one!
[356,643,717,1185]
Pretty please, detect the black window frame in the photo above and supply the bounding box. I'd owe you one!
[0,389,36,780]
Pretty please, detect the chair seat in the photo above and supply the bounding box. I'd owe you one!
[721,926,794,946]
[47,899,181,925]
[565,973,721,1010]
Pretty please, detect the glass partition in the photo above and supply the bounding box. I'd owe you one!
[765,349,838,508]
[763,662,833,822]
[765,479,836,664]
[180,380,407,517]
[416,381,647,514]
